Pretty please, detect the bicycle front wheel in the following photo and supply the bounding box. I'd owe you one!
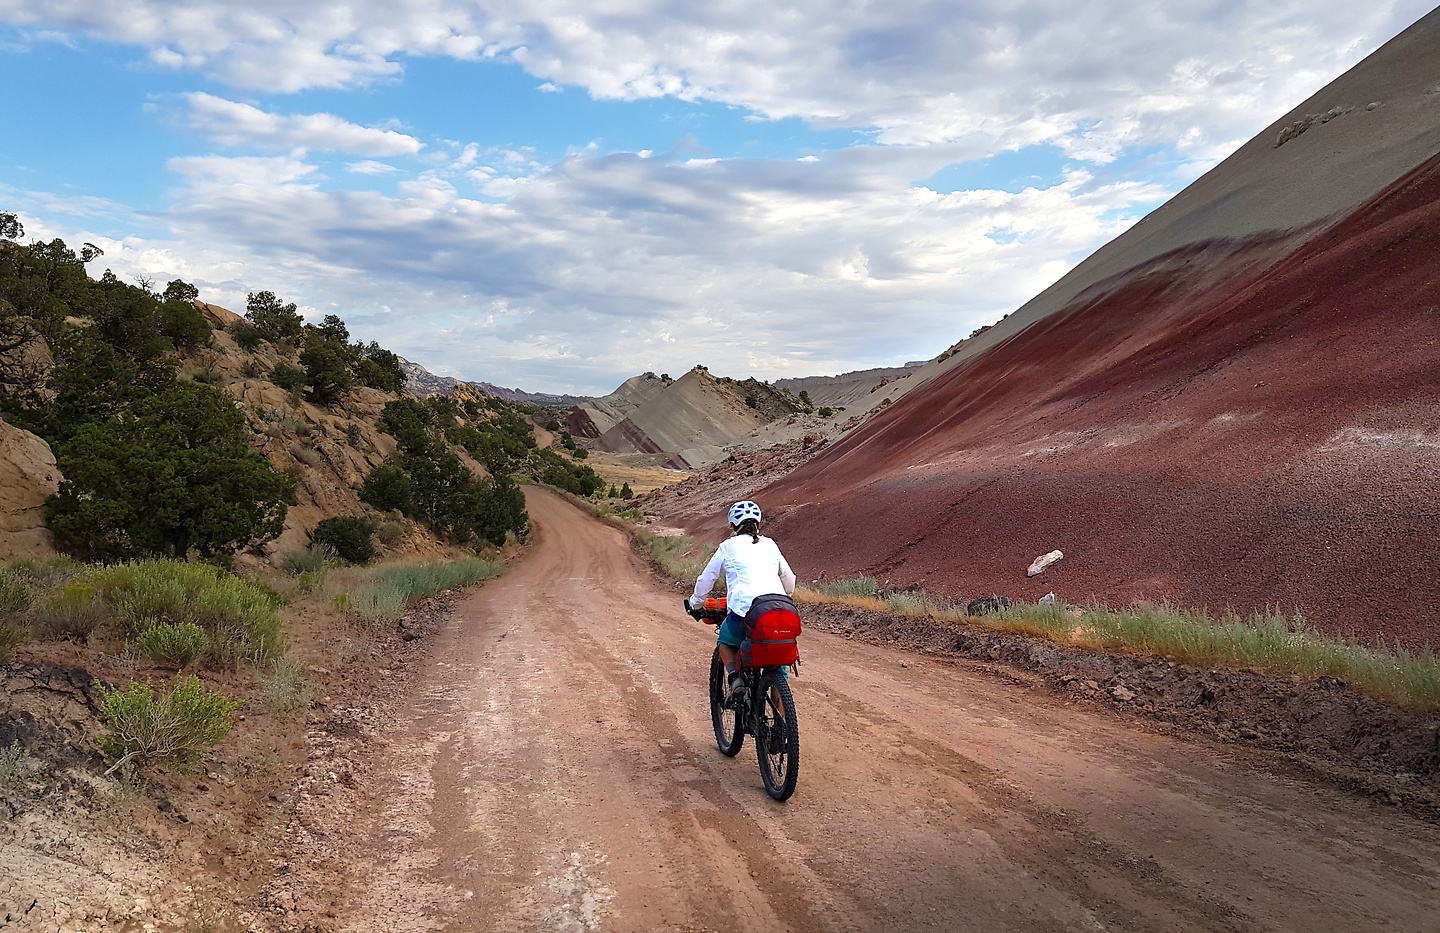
[710,648,744,756]
[755,669,799,800]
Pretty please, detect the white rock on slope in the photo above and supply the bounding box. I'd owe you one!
[1027,550,1063,577]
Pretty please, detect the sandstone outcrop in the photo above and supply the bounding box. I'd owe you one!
[0,417,60,560]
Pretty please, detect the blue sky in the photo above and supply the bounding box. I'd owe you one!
[0,1,1433,393]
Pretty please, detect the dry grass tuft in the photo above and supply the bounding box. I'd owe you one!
[797,579,1440,711]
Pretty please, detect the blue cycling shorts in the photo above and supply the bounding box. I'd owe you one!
[716,610,746,647]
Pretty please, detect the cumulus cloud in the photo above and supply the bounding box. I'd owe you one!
[166,155,319,186]
[1,1,1432,154]
[5,1,1436,391]
[59,143,1158,392]
[180,93,423,156]
[347,160,400,174]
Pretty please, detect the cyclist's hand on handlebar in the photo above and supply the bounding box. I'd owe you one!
[683,598,699,619]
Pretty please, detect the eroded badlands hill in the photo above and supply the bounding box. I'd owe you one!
[568,368,803,468]
[737,9,1440,646]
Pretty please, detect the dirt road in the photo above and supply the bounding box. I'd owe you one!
[298,489,1440,932]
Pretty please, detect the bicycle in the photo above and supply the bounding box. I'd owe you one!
[685,598,800,801]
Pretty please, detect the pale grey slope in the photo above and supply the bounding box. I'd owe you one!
[575,373,672,436]
[917,7,1440,384]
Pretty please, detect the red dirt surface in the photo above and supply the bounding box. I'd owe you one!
[758,152,1440,647]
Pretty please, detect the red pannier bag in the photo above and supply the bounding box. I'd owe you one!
[737,594,801,668]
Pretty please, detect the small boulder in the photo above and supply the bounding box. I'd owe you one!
[1037,593,1057,606]
[1027,550,1063,577]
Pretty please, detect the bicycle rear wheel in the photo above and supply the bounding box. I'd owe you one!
[755,669,799,801]
[710,648,744,756]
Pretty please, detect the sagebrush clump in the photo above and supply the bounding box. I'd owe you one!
[83,561,285,664]
[135,622,208,667]
[98,675,242,774]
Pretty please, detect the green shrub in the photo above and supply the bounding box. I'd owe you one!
[0,624,26,657]
[190,366,223,385]
[245,291,304,347]
[572,447,588,460]
[884,591,945,615]
[341,559,502,626]
[83,561,284,664]
[637,532,708,586]
[810,576,878,599]
[0,571,32,614]
[299,336,355,404]
[229,320,262,351]
[297,571,325,592]
[0,741,41,787]
[46,382,289,562]
[259,658,313,713]
[311,516,376,564]
[290,443,322,466]
[359,462,414,513]
[282,543,335,575]
[240,359,265,379]
[346,581,406,625]
[376,519,404,547]
[353,344,405,393]
[269,363,307,391]
[376,559,502,601]
[33,583,104,638]
[596,503,644,522]
[135,622,208,667]
[98,675,242,774]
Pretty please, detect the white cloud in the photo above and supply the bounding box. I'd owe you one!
[5,1,1436,392]
[166,155,318,186]
[30,143,1158,393]
[347,160,400,174]
[1,1,1432,155]
[180,92,422,156]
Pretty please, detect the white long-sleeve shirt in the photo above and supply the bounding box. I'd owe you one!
[689,534,797,617]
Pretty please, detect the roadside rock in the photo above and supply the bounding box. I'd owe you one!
[0,417,60,560]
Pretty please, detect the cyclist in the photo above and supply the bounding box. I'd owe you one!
[689,501,797,701]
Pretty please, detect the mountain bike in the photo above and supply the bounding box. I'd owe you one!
[686,598,800,801]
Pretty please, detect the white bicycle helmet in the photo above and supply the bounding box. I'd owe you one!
[728,500,762,526]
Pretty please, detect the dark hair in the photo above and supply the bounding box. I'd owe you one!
[733,517,760,543]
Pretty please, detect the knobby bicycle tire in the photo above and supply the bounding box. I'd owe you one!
[755,668,799,800]
[710,648,744,756]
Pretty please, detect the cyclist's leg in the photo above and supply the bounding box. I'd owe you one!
[716,611,746,692]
